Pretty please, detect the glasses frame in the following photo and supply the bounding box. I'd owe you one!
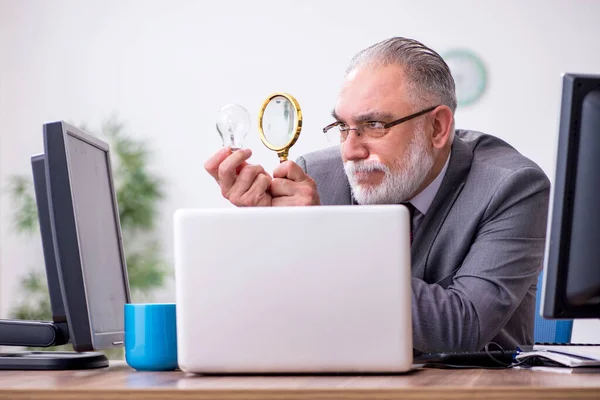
[322,105,439,140]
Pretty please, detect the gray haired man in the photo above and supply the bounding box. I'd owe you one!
[205,37,550,353]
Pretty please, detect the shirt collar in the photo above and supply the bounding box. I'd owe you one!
[409,151,451,216]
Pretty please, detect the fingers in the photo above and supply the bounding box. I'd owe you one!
[226,164,270,201]
[270,178,320,206]
[204,147,232,181]
[205,149,319,207]
[240,172,272,207]
[216,148,253,190]
[270,178,296,197]
[271,161,320,206]
[273,161,309,182]
[272,192,317,206]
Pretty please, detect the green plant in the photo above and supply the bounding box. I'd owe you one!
[5,115,168,358]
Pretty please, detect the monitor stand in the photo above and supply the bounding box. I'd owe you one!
[0,320,108,370]
[0,351,108,370]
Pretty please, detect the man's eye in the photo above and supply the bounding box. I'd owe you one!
[338,124,350,130]
[365,121,385,129]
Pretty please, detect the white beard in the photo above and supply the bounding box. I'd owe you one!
[344,127,435,205]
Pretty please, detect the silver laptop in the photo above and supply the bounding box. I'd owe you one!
[173,205,413,373]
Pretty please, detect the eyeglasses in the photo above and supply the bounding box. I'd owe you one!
[322,105,439,143]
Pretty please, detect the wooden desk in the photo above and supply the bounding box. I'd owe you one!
[0,361,598,399]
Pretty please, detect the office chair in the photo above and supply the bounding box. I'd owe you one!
[534,271,573,343]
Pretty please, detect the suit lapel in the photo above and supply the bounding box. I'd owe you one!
[410,137,473,279]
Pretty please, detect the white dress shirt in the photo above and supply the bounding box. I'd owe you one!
[408,151,451,234]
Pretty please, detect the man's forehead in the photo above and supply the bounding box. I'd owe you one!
[346,63,407,87]
[335,64,410,119]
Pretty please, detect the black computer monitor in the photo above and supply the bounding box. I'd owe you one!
[43,121,132,351]
[0,121,131,370]
[542,73,600,319]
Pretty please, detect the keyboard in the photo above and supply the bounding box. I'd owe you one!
[414,349,517,368]
[413,343,600,368]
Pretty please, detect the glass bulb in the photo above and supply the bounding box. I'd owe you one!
[216,104,250,150]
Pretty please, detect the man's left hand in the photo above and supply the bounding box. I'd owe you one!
[270,161,320,206]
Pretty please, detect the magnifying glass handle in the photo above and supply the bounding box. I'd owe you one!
[277,149,289,163]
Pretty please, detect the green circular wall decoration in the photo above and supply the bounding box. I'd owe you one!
[443,49,487,107]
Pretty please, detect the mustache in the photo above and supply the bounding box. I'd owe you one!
[344,160,390,174]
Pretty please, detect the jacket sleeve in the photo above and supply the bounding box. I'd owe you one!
[296,156,307,172]
[411,166,550,352]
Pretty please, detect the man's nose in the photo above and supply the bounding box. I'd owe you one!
[342,131,369,161]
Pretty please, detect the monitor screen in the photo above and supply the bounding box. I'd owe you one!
[44,121,131,351]
[542,73,600,319]
[65,134,128,333]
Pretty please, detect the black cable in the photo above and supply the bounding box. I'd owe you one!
[418,342,533,370]
[484,342,512,367]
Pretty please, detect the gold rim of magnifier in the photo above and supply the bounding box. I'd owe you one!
[258,92,303,160]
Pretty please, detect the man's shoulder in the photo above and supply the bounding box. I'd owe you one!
[454,130,551,210]
[456,129,546,176]
[296,146,349,205]
[296,145,342,170]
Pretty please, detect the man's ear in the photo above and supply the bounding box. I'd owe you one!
[430,105,454,150]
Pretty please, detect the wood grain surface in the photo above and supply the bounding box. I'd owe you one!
[0,361,598,399]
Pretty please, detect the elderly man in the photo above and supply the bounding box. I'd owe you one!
[205,37,550,353]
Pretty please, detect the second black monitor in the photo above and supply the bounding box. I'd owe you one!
[542,73,600,319]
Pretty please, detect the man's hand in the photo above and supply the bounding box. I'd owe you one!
[270,161,320,206]
[204,147,273,207]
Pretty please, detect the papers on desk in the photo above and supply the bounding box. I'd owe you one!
[533,344,600,361]
[515,344,600,373]
[520,366,600,374]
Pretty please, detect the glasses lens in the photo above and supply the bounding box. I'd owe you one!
[324,126,343,145]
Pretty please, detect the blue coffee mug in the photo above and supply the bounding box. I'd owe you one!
[124,303,178,371]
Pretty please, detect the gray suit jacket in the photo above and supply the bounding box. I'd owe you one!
[296,130,550,353]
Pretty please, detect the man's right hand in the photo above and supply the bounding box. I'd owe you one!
[204,147,273,207]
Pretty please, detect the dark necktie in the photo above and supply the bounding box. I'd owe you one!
[401,202,416,244]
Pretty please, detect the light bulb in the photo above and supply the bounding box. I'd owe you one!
[216,104,250,150]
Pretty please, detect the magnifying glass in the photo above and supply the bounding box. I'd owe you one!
[258,92,302,163]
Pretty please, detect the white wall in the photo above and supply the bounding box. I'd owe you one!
[1,0,599,336]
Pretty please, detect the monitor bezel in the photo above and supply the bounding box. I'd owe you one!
[43,121,131,351]
[31,154,69,326]
[541,73,600,319]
